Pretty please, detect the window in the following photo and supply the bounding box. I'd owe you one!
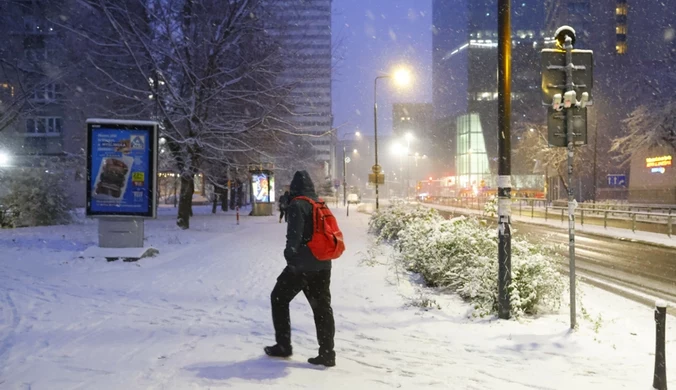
[30,84,62,101]
[616,4,628,15]
[616,42,627,54]
[25,117,62,136]
[616,25,627,34]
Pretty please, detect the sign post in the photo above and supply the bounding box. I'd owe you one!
[84,119,159,261]
[541,26,594,329]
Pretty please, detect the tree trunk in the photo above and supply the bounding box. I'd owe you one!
[177,174,194,229]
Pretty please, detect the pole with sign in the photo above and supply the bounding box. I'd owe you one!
[541,26,593,329]
[84,119,159,261]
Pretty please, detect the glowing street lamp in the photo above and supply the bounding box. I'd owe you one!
[0,151,10,167]
[373,65,414,209]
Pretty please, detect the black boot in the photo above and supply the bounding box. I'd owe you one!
[264,344,292,358]
[308,350,335,367]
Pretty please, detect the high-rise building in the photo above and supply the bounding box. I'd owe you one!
[392,103,434,139]
[267,0,334,178]
[432,0,545,183]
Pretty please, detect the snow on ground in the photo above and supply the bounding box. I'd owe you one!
[0,205,674,389]
[422,202,676,249]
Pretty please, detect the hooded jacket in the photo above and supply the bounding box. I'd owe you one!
[284,170,331,272]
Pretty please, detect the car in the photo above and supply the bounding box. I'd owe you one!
[347,193,360,204]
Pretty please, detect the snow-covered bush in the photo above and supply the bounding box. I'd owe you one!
[483,196,497,217]
[368,202,442,243]
[372,205,564,317]
[0,169,72,227]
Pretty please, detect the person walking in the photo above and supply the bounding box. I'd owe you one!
[265,170,336,367]
[278,190,290,223]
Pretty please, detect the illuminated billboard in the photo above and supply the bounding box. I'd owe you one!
[252,172,275,203]
[646,155,672,168]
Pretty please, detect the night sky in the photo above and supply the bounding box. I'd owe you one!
[331,0,433,139]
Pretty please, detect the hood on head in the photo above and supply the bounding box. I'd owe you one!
[289,170,317,199]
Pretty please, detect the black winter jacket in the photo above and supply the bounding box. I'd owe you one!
[283,170,332,272]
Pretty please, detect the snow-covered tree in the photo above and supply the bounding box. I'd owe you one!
[59,0,315,228]
[611,101,676,164]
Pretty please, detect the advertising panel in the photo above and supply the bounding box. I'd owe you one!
[251,172,274,203]
[86,119,158,218]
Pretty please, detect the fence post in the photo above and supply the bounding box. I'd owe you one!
[581,209,584,226]
[561,208,564,222]
[545,204,548,221]
[519,200,522,216]
[668,215,672,238]
[632,213,636,232]
[604,211,608,229]
[531,201,534,218]
[653,302,667,390]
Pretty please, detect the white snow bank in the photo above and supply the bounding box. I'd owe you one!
[0,206,672,389]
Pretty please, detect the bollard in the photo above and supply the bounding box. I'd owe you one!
[632,213,636,232]
[531,201,534,219]
[236,206,240,225]
[669,215,672,238]
[653,302,668,390]
[581,209,584,226]
[604,211,608,229]
[545,205,548,221]
[561,208,564,222]
[346,202,350,217]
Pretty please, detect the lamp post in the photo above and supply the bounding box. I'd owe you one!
[339,131,361,206]
[373,67,411,209]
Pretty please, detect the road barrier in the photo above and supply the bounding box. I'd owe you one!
[425,197,675,237]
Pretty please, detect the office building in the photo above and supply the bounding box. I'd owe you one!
[267,0,334,178]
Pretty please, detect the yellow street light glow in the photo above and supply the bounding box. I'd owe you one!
[392,67,411,86]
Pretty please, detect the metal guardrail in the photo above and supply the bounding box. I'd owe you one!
[426,197,675,237]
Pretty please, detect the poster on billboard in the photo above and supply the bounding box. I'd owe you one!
[86,119,158,218]
[251,172,275,203]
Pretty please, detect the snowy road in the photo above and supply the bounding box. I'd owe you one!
[430,206,676,306]
[0,206,674,389]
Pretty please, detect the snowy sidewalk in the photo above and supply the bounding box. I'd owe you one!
[0,206,673,389]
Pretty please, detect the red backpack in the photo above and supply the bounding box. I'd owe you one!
[295,196,345,261]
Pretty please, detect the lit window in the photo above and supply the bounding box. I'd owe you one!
[616,4,628,15]
[616,25,627,34]
[616,42,627,54]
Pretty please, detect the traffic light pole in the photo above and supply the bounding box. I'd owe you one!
[564,35,577,329]
[497,0,512,320]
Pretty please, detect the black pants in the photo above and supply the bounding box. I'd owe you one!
[271,267,335,354]
[279,209,287,222]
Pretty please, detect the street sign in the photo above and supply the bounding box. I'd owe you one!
[607,174,626,187]
[541,48,594,106]
[368,173,384,185]
[547,106,588,147]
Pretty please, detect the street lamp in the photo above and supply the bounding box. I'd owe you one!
[373,66,412,209]
[339,131,362,206]
[0,151,11,167]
